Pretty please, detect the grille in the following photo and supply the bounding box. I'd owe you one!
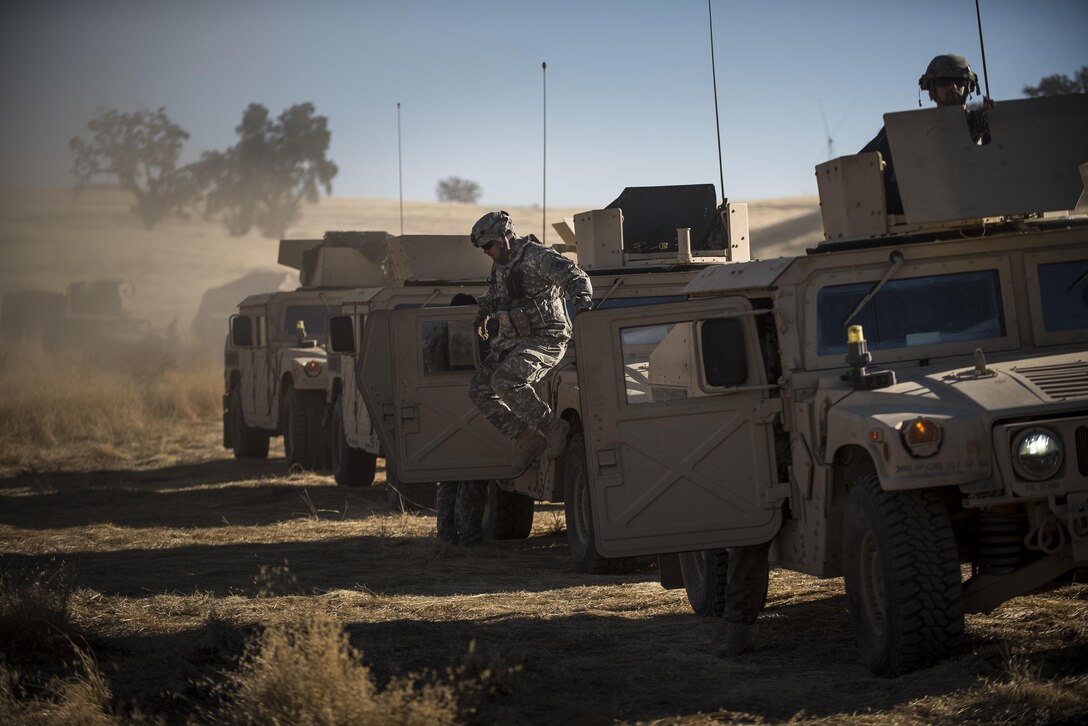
[1013,361,1088,401]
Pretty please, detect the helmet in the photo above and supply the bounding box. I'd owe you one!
[918,54,979,95]
[471,210,514,248]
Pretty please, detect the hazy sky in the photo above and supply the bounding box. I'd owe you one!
[2,0,1085,207]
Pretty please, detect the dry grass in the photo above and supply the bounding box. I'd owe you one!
[0,340,220,476]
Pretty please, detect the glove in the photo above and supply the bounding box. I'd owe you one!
[474,315,489,341]
[573,296,594,313]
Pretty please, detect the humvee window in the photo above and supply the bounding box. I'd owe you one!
[816,270,1005,355]
[284,305,328,337]
[422,320,477,374]
[1038,259,1088,332]
[621,317,749,404]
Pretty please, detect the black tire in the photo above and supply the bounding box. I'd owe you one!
[679,548,769,617]
[385,467,438,512]
[229,387,270,459]
[283,385,325,470]
[843,473,965,676]
[563,434,639,575]
[679,549,729,617]
[331,397,377,487]
[483,481,535,539]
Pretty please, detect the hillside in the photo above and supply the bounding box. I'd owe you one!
[0,186,821,340]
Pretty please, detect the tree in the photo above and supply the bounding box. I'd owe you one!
[69,108,197,229]
[436,176,482,203]
[1022,66,1088,97]
[197,103,338,239]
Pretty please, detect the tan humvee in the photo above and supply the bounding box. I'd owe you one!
[323,232,492,499]
[568,94,1086,675]
[223,231,401,468]
[358,184,751,567]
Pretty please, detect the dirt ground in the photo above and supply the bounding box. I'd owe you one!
[3,421,1088,724]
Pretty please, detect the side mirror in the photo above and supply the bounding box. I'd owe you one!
[230,315,253,347]
[328,315,355,354]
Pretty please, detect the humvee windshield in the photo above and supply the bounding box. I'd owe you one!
[284,305,329,337]
[1037,259,1088,333]
[816,269,1005,355]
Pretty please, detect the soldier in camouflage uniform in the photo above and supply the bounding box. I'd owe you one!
[467,211,593,469]
[861,54,986,216]
[436,480,487,546]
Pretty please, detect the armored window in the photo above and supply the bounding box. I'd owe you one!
[1037,259,1088,333]
[421,320,477,374]
[816,269,1005,355]
[619,317,748,404]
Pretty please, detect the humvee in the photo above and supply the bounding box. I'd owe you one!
[324,233,492,504]
[358,184,751,566]
[223,231,401,468]
[569,94,1088,675]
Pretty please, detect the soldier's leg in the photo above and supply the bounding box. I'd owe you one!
[715,541,772,658]
[489,340,566,434]
[456,480,488,546]
[435,481,460,544]
[469,355,528,440]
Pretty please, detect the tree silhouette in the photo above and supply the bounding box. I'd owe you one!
[1023,66,1088,97]
[197,103,338,239]
[69,108,198,229]
[436,176,482,203]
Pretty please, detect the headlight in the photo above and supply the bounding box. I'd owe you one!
[1012,428,1063,481]
[304,360,323,378]
[901,416,942,458]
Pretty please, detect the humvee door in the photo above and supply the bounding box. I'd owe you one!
[574,298,782,558]
[360,306,518,483]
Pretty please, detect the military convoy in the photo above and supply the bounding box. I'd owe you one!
[356,94,1088,674]
[220,91,1087,675]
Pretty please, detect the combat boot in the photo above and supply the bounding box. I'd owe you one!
[712,622,752,658]
[513,428,546,470]
[541,417,570,460]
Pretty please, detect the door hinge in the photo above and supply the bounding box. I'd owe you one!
[753,398,783,424]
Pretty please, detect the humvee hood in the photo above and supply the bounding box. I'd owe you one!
[891,351,1088,414]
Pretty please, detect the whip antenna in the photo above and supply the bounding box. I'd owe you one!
[708,0,726,204]
[396,102,404,235]
[974,0,992,101]
[542,61,547,244]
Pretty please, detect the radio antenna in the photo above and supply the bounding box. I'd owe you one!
[974,0,992,101]
[707,0,726,204]
[396,102,404,235]
[542,61,547,244]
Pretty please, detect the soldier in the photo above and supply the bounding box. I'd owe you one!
[861,53,985,216]
[468,211,593,469]
[713,543,771,657]
[436,480,487,546]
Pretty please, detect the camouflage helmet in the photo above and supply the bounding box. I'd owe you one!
[470,210,515,248]
[918,54,979,95]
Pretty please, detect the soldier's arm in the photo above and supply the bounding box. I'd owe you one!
[543,250,593,310]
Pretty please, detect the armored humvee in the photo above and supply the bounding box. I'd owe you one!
[324,233,492,502]
[358,184,751,566]
[569,94,1087,675]
[223,231,401,469]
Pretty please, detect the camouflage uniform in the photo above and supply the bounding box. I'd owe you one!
[436,480,486,545]
[469,233,593,440]
[720,542,771,625]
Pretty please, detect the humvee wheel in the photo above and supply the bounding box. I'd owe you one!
[229,387,270,459]
[678,549,769,617]
[843,473,965,676]
[563,434,638,575]
[283,385,325,470]
[331,397,377,487]
[385,467,438,512]
[483,481,535,539]
[679,549,728,617]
